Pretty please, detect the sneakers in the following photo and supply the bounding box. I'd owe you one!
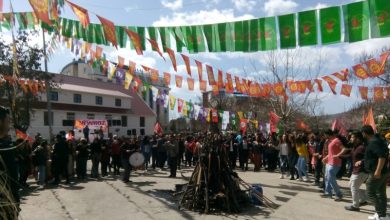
[320,194,332,198]
[303,177,309,182]
[334,196,343,202]
[296,177,303,181]
[368,213,378,220]
[345,205,360,211]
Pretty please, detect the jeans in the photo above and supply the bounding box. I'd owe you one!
[76,157,88,179]
[91,153,101,178]
[280,155,289,174]
[296,157,307,178]
[38,165,46,185]
[121,158,131,181]
[324,164,342,198]
[366,172,389,217]
[349,172,368,207]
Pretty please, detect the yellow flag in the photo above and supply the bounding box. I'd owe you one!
[124,71,133,90]
[237,111,244,119]
[169,95,176,110]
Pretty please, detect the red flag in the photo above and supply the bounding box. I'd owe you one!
[211,109,218,123]
[125,29,143,55]
[365,51,389,77]
[128,61,136,75]
[16,129,34,143]
[95,46,103,59]
[364,107,376,132]
[187,78,194,91]
[235,76,242,93]
[181,54,191,76]
[195,60,202,80]
[175,75,183,88]
[147,38,165,60]
[352,64,369,79]
[151,69,159,83]
[199,80,206,91]
[226,73,233,93]
[28,0,52,25]
[358,86,368,100]
[154,122,163,135]
[297,81,307,93]
[118,56,124,68]
[18,80,28,94]
[96,15,118,48]
[305,80,314,93]
[212,85,219,95]
[269,111,280,133]
[177,99,184,113]
[240,119,248,134]
[314,79,323,92]
[165,47,177,72]
[331,119,348,136]
[273,82,285,96]
[373,87,384,101]
[322,76,337,94]
[288,81,298,93]
[217,69,224,89]
[206,64,216,85]
[332,69,349,81]
[163,72,171,86]
[65,0,90,28]
[340,84,352,97]
[296,119,310,131]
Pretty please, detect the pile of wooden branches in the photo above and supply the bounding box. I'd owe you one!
[178,135,275,213]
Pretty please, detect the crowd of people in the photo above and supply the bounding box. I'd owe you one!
[1,104,390,219]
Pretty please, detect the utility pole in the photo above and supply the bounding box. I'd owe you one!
[42,29,53,143]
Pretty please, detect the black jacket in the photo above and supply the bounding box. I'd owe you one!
[0,137,20,203]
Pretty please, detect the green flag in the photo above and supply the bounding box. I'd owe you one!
[147,27,159,51]
[75,20,87,40]
[15,13,27,29]
[298,10,317,46]
[94,24,106,45]
[193,25,206,52]
[343,1,370,42]
[115,26,127,48]
[278,13,296,49]
[217,22,228,52]
[225,22,235,51]
[181,26,194,52]
[319,6,342,44]
[158,27,172,51]
[136,27,146,50]
[173,26,186,52]
[86,23,96,44]
[249,18,260,52]
[1,13,11,30]
[203,24,221,52]
[260,17,277,51]
[370,0,390,38]
[61,18,73,38]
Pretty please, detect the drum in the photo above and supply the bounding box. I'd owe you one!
[129,152,145,167]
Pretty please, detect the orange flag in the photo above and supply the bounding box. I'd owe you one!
[175,75,183,88]
[273,82,285,96]
[199,80,207,91]
[151,69,159,83]
[125,29,143,55]
[322,76,337,94]
[147,38,165,60]
[16,130,34,143]
[269,111,280,133]
[66,0,90,28]
[305,80,314,93]
[206,64,216,85]
[364,107,376,132]
[296,119,310,131]
[195,60,202,80]
[28,0,52,25]
[181,54,191,76]
[187,78,194,91]
[217,69,224,89]
[332,69,349,81]
[352,64,369,79]
[288,81,298,93]
[128,61,136,75]
[226,73,233,93]
[97,15,118,48]
[165,47,177,72]
[373,87,384,101]
[358,86,368,100]
[340,84,352,97]
[95,46,103,59]
[163,72,171,86]
[212,85,219,95]
[314,79,323,92]
[365,51,389,77]
[235,76,242,93]
[297,81,307,93]
[18,80,28,94]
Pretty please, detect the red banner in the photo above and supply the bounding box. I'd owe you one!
[66,0,90,28]
[97,15,118,48]
[269,111,280,133]
[358,86,368,100]
[147,38,165,60]
[352,64,369,79]
[187,78,194,91]
[340,84,352,97]
[199,80,207,91]
[28,0,52,25]
[217,69,224,89]
[125,29,143,55]
[163,72,171,86]
[195,60,202,80]
[373,87,384,101]
[181,54,191,76]
[206,64,216,85]
[175,75,183,88]
[166,47,177,72]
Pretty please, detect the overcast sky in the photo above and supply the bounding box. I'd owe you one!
[5,0,390,115]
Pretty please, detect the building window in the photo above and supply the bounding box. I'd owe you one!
[115,98,121,107]
[66,112,75,120]
[121,115,127,127]
[96,96,103,105]
[112,120,121,126]
[105,114,112,120]
[140,116,145,127]
[140,128,145,136]
[73,94,82,103]
[50,91,58,101]
[44,111,54,126]
[87,113,95,119]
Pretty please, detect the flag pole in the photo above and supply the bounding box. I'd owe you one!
[42,29,53,143]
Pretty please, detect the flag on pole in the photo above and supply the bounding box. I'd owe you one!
[66,0,90,28]
[363,107,376,132]
[154,122,163,135]
[269,111,280,133]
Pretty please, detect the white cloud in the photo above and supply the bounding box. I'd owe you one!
[232,0,257,12]
[303,3,328,11]
[153,9,254,26]
[343,38,390,61]
[109,49,158,68]
[161,0,183,11]
[264,0,298,16]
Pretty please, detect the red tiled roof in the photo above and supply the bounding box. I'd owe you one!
[53,74,156,117]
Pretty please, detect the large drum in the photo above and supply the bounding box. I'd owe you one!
[129,152,145,167]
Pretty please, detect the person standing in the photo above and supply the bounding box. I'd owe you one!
[0,106,20,219]
[362,125,389,220]
[83,125,90,141]
[312,133,324,186]
[278,134,289,179]
[141,136,151,170]
[90,138,102,178]
[111,136,122,175]
[34,140,49,185]
[321,129,343,201]
[166,136,179,178]
[120,138,136,183]
[252,134,262,172]
[52,134,70,185]
[239,136,250,171]
[345,131,368,212]
[75,138,89,180]
[295,135,309,182]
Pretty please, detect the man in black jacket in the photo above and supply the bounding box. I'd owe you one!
[362,125,389,220]
[0,106,19,218]
[52,134,70,184]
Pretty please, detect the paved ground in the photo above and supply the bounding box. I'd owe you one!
[19,163,390,220]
